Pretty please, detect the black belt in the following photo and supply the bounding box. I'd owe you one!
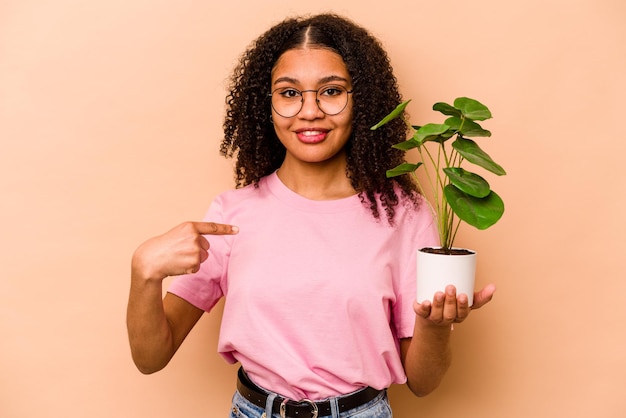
[236,367,383,418]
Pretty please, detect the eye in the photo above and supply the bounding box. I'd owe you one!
[319,86,346,97]
[277,88,301,99]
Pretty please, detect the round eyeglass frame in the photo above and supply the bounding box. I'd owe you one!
[268,86,354,118]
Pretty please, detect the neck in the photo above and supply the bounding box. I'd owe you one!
[276,155,356,201]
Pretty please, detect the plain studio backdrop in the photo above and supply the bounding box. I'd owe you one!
[1,0,625,417]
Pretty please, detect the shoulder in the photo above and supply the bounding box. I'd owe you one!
[390,191,435,231]
[205,175,276,223]
[213,176,271,205]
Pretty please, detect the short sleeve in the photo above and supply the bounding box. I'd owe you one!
[167,198,232,312]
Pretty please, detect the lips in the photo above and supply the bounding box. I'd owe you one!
[295,128,329,144]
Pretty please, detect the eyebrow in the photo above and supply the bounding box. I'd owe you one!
[273,75,350,86]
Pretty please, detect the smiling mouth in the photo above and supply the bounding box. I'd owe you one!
[296,129,328,144]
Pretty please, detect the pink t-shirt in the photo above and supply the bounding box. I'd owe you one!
[168,172,438,400]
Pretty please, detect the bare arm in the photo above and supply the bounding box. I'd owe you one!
[126,278,203,374]
[126,221,238,374]
[401,284,496,396]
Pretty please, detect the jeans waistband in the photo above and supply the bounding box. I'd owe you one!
[236,367,383,418]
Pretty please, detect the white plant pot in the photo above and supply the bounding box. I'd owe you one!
[416,248,476,307]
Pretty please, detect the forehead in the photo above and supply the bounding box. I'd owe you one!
[271,48,351,84]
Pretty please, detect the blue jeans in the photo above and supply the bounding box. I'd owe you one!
[229,389,392,418]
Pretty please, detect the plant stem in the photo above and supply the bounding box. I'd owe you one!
[417,144,447,249]
[449,216,461,250]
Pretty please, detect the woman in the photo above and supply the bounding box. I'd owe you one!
[127,13,495,418]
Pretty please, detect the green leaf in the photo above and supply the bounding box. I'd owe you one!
[386,162,422,178]
[452,138,506,175]
[433,102,462,117]
[392,139,419,151]
[443,167,490,198]
[453,97,492,121]
[414,123,450,144]
[370,100,411,130]
[462,123,491,138]
[445,117,491,138]
[439,129,456,140]
[444,116,462,131]
[444,185,505,229]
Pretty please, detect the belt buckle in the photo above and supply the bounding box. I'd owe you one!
[279,398,318,418]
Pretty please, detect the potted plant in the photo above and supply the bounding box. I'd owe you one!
[371,97,506,306]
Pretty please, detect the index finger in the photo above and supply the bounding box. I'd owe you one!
[193,221,239,235]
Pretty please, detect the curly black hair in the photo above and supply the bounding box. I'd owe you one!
[221,13,419,224]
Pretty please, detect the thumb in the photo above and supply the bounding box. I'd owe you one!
[471,283,496,310]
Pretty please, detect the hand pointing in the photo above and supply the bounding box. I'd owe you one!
[131,221,239,281]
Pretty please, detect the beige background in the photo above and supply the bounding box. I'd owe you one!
[1,0,625,417]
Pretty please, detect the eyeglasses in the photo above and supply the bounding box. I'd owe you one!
[269,85,353,118]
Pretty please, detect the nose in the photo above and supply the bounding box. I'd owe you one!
[298,90,324,119]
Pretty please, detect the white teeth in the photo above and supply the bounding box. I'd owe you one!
[301,131,322,136]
